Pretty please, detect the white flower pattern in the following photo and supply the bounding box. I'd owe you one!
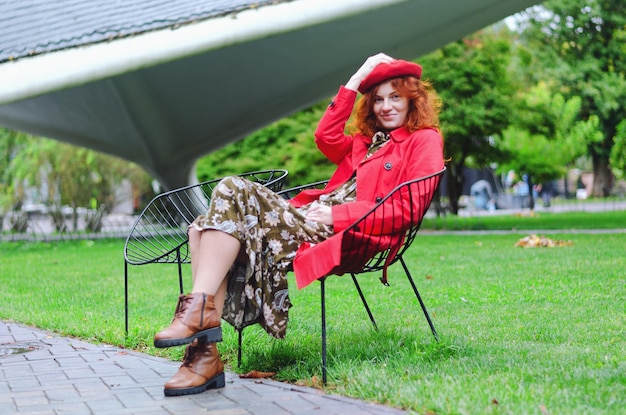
[189,174,357,339]
[213,197,231,213]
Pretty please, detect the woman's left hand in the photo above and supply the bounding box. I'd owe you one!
[345,53,396,91]
[306,203,333,225]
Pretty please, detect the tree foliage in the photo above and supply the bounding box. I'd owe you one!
[419,27,517,213]
[2,129,152,230]
[610,119,626,179]
[0,129,26,215]
[195,103,335,188]
[521,0,626,196]
[497,85,602,206]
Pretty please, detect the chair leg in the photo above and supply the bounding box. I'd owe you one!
[350,273,378,330]
[124,260,129,335]
[238,328,243,367]
[320,277,327,385]
[400,257,439,341]
[176,247,184,294]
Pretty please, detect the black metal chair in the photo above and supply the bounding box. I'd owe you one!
[238,167,446,384]
[123,169,288,334]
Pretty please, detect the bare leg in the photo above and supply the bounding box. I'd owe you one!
[214,277,228,317]
[155,229,239,348]
[188,227,201,284]
[189,227,247,314]
[190,229,240,295]
[163,226,229,394]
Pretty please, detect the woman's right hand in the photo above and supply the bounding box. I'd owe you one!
[345,53,396,92]
[305,202,333,226]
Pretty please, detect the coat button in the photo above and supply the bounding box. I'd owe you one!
[384,162,392,170]
[375,197,383,203]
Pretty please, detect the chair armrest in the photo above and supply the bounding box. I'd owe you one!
[124,169,288,265]
[277,180,329,199]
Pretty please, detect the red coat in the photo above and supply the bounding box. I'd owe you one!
[289,86,444,289]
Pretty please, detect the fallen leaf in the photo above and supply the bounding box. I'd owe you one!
[515,234,573,248]
[310,375,324,389]
[239,370,276,379]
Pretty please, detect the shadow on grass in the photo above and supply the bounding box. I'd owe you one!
[234,324,465,384]
[328,327,463,363]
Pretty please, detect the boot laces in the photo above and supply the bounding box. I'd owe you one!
[181,339,199,367]
[174,295,193,317]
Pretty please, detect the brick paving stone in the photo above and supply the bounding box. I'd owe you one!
[74,379,112,395]
[114,390,160,409]
[35,372,69,386]
[0,402,18,414]
[6,376,41,392]
[12,390,50,409]
[1,320,407,415]
[85,398,126,413]
[44,386,82,403]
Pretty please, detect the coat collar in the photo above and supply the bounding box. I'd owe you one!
[388,126,412,142]
[360,126,412,146]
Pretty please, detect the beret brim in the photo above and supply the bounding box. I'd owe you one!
[358,60,422,94]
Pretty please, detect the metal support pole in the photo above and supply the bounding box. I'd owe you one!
[320,277,327,385]
[400,257,439,341]
[351,274,378,330]
[176,247,184,294]
[124,260,129,335]
[238,329,243,367]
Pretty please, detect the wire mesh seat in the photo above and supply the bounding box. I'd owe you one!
[123,169,288,333]
[238,167,446,384]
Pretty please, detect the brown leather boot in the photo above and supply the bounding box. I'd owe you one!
[154,293,222,348]
[164,339,225,396]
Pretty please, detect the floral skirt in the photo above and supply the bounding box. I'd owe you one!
[189,176,333,339]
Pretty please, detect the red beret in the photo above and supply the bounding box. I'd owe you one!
[358,60,423,94]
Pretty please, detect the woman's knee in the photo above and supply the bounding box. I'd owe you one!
[188,227,201,251]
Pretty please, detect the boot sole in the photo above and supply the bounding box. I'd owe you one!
[164,372,226,396]
[154,326,222,348]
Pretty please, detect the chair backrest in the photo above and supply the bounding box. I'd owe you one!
[124,169,288,266]
[277,179,330,199]
[343,168,445,275]
[278,168,445,278]
[310,167,445,278]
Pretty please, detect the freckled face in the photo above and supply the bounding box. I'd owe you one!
[373,80,409,131]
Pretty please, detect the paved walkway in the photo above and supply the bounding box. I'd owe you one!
[0,320,407,415]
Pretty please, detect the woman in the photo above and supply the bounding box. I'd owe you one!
[154,53,444,396]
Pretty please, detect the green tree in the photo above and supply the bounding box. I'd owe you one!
[497,86,602,208]
[0,129,26,221]
[196,103,332,188]
[522,0,626,196]
[419,27,517,213]
[6,131,151,231]
[609,119,626,180]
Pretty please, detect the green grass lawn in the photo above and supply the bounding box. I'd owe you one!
[1,214,625,414]
[422,209,626,231]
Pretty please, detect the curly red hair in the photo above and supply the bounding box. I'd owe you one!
[350,76,441,137]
